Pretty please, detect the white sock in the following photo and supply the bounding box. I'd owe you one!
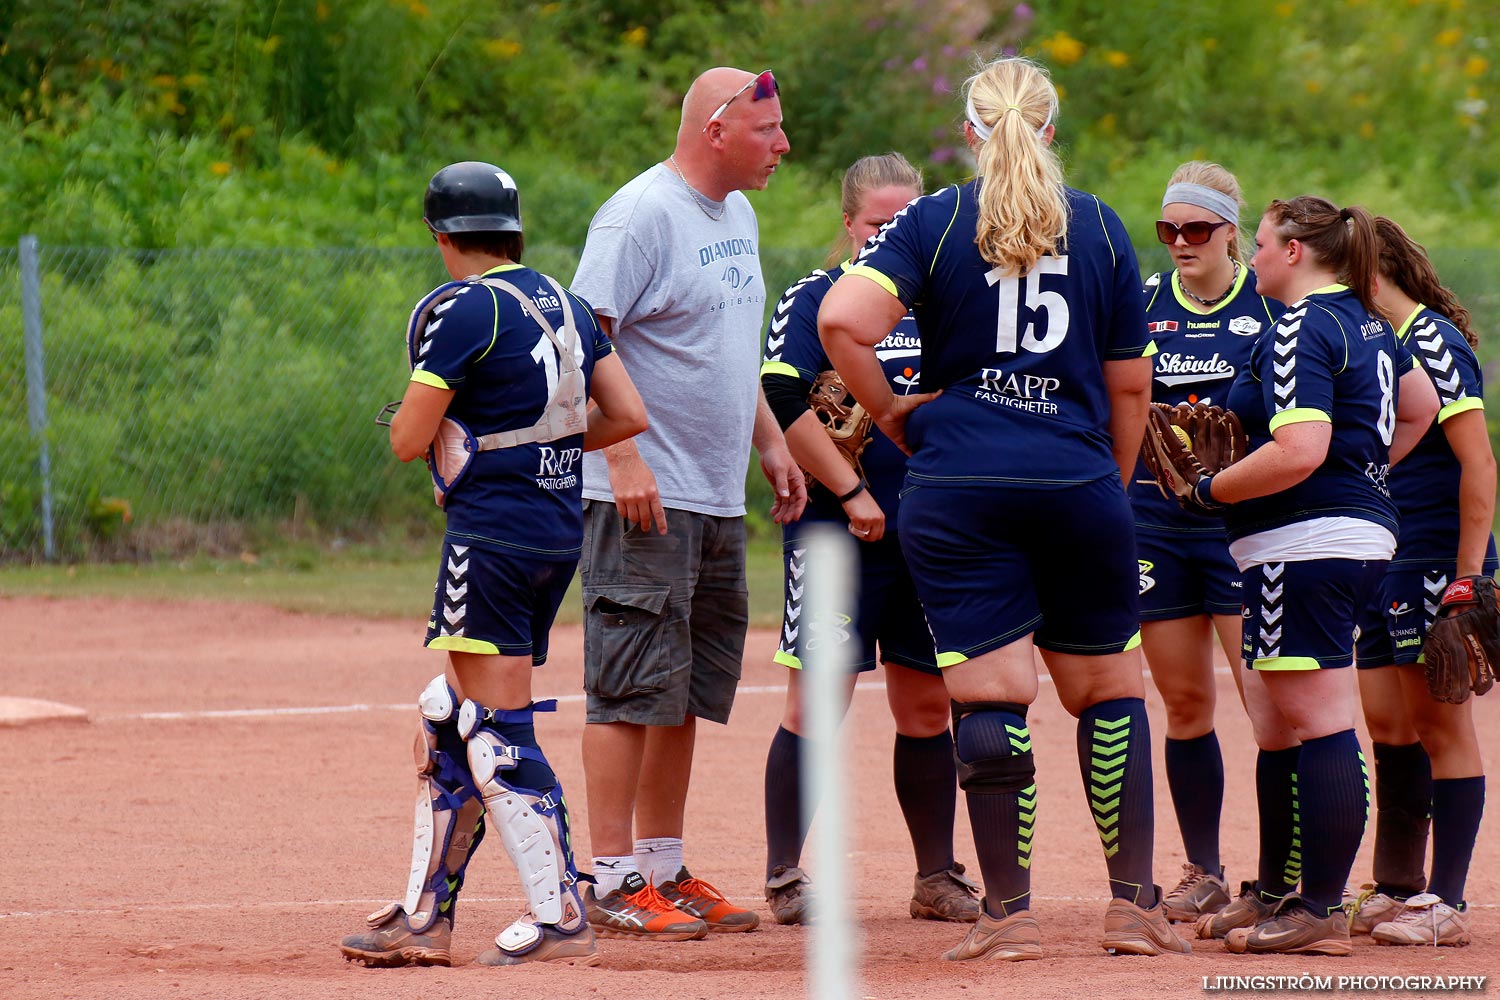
[634,837,684,886]
[592,855,637,896]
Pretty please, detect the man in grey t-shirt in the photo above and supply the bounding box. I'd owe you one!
[570,66,805,939]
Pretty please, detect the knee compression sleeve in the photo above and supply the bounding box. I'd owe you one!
[952,702,1035,794]
[460,697,583,929]
[396,675,486,933]
[953,701,1036,915]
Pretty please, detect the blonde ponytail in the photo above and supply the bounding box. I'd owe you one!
[966,57,1068,274]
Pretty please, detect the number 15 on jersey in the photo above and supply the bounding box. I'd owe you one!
[985,256,1070,355]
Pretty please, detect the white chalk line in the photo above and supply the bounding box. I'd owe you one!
[99,668,1237,723]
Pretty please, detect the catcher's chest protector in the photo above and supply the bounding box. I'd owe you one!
[406,275,588,503]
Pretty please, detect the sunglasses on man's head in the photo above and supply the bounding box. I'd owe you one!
[702,70,778,131]
[1156,219,1232,246]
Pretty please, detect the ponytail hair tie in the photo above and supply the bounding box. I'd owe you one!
[1339,207,1352,221]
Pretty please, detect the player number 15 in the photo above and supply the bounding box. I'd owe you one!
[985,256,1070,354]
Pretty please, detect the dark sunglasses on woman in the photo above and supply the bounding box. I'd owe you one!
[1156,219,1232,246]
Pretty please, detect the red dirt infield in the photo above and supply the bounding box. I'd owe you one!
[1,595,1495,999]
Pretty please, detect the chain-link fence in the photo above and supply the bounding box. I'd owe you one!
[0,240,823,560]
[4,239,1498,561]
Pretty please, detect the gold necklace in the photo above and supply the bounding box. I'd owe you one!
[669,155,726,222]
[1182,260,1241,308]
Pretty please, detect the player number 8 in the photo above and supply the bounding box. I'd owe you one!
[1375,349,1395,446]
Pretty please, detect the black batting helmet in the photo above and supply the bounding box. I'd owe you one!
[423,161,523,234]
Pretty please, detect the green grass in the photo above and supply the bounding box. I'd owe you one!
[0,538,789,627]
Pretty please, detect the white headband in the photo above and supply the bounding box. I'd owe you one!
[1161,183,1239,227]
[965,93,1052,143]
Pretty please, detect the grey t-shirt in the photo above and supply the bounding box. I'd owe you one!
[571,163,765,517]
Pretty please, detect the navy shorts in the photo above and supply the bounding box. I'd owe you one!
[1354,565,1463,668]
[773,522,938,675]
[1241,558,1387,671]
[898,476,1141,664]
[424,537,577,664]
[1137,526,1243,620]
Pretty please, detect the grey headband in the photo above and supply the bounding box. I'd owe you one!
[1161,183,1239,227]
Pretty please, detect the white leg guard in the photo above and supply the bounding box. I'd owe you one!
[461,697,584,931]
[393,675,485,932]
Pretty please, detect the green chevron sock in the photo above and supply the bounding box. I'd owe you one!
[1078,698,1156,905]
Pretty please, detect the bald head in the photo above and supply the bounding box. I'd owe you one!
[678,67,755,143]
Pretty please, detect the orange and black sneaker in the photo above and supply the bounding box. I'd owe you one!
[659,867,761,932]
[584,872,709,940]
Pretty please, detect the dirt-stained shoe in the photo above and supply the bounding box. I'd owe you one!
[585,872,708,940]
[911,864,982,923]
[765,865,812,925]
[1195,881,1277,939]
[659,867,760,932]
[339,902,452,967]
[1348,882,1406,936]
[942,907,1042,962]
[476,919,601,966]
[1101,888,1192,955]
[1371,893,1471,947]
[1224,895,1351,956]
[1162,863,1231,923]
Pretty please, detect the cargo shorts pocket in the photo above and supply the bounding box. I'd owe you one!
[583,583,674,699]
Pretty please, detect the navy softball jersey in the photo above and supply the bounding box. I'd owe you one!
[1129,268,1284,532]
[762,261,921,519]
[1224,285,1415,544]
[409,263,614,557]
[847,182,1150,486]
[1387,304,1493,566]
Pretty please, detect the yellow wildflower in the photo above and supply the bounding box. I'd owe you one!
[210,162,232,177]
[150,74,176,88]
[1274,2,1295,16]
[262,35,283,55]
[622,25,648,48]
[408,1,429,16]
[1465,55,1488,76]
[1103,50,1129,68]
[483,38,523,59]
[181,74,205,88]
[1202,38,1219,51]
[1359,121,1375,138]
[1436,27,1461,46]
[1040,31,1085,66]
[1304,79,1323,93]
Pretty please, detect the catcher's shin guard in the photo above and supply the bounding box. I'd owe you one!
[459,697,586,936]
[343,676,485,965]
[399,675,486,930]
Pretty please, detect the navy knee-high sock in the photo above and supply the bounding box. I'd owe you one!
[1255,746,1302,899]
[1165,731,1224,873]
[1296,730,1369,915]
[1371,741,1432,897]
[1077,698,1156,904]
[765,726,811,878]
[894,732,958,877]
[955,708,1034,917]
[1428,776,1485,906]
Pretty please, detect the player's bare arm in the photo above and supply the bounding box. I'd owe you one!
[1389,365,1440,465]
[583,352,649,453]
[819,276,939,455]
[389,381,455,463]
[1103,355,1151,488]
